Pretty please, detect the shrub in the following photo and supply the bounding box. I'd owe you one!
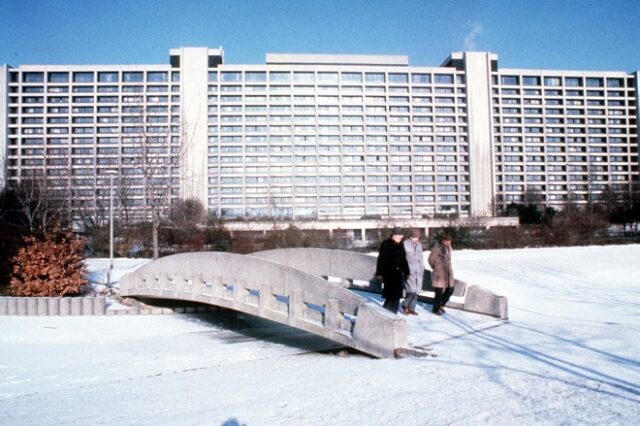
[8,231,87,297]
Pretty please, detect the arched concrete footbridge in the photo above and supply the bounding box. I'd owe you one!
[251,248,508,320]
[119,252,407,358]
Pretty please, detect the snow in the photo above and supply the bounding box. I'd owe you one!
[1,245,639,425]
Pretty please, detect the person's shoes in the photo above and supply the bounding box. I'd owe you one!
[409,310,419,316]
[439,307,446,314]
[432,310,442,316]
[402,306,410,315]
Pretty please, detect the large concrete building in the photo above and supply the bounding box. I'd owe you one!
[1,47,638,224]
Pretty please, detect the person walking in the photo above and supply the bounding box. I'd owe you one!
[402,229,424,315]
[375,227,410,314]
[428,233,455,315]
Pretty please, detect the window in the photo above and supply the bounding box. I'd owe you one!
[501,76,519,85]
[123,72,143,82]
[411,73,430,84]
[23,72,44,83]
[98,72,118,82]
[586,77,603,87]
[606,78,623,87]
[388,73,408,83]
[365,73,385,83]
[434,74,454,84]
[221,72,241,82]
[269,72,291,82]
[291,72,313,83]
[317,72,338,83]
[48,72,69,83]
[73,72,94,83]
[543,77,561,86]
[564,77,581,87]
[522,76,540,86]
[147,72,168,82]
[245,72,266,82]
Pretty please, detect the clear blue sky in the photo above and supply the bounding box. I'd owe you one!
[1,0,639,72]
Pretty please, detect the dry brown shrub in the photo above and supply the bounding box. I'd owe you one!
[8,232,87,297]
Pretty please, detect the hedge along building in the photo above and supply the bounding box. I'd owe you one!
[0,48,638,226]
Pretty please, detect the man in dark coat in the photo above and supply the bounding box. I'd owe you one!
[375,227,410,314]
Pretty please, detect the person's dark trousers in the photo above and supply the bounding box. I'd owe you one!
[433,287,454,312]
[383,298,400,314]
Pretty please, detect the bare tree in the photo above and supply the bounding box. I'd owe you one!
[118,100,191,259]
[10,174,70,236]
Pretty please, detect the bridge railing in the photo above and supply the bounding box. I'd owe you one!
[120,252,407,358]
[251,248,508,319]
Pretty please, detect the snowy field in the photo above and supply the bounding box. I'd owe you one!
[1,245,639,425]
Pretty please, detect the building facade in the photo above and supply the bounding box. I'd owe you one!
[1,48,638,223]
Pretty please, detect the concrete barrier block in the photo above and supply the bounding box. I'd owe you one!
[7,298,18,315]
[352,302,407,359]
[48,298,60,316]
[27,298,38,315]
[463,285,509,319]
[150,307,163,315]
[17,298,28,316]
[0,298,8,315]
[70,298,82,315]
[139,308,151,315]
[81,297,94,315]
[93,298,106,316]
[37,298,49,316]
[453,279,468,297]
[59,298,71,316]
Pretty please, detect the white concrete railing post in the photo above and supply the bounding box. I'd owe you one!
[325,299,341,331]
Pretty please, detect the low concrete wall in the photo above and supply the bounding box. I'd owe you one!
[0,297,107,316]
[251,248,508,319]
[119,252,406,358]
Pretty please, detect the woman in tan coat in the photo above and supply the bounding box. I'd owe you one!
[428,233,454,315]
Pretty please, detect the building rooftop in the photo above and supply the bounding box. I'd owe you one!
[265,53,409,66]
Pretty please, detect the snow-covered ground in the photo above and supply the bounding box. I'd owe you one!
[1,245,639,425]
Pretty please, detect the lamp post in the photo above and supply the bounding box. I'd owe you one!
[105,170,117,287]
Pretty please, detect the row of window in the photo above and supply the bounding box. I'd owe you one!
[18,116,176,124]
[210,71,463,85]
[12,85,179,93]
[497,98,631,107]
[215,195,466,204]
[13,106,178,114]
[11,95,180,103]
[494,88,633,97]
[13,71,178,83]
[497,155,632,162]
[496,75,631,88]
[495,108,632,115]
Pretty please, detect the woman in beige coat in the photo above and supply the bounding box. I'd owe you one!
[428,233,454,315]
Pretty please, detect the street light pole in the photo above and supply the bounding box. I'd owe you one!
[106,170,117,287]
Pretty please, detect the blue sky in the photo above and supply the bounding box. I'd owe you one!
[1,0,639,71]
